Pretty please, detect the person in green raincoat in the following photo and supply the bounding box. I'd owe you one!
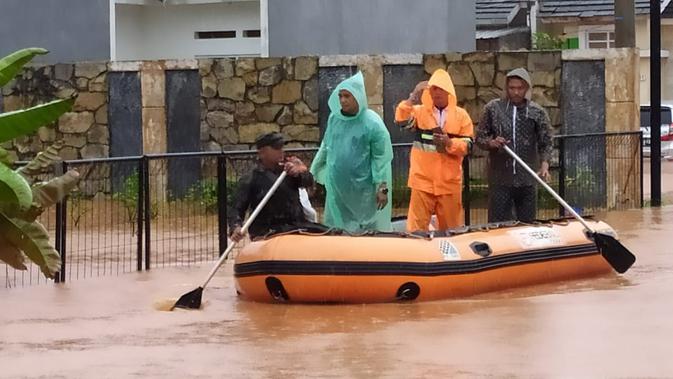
[310,72,393,232]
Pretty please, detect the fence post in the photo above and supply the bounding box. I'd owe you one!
[136,158,144,271]
[54,198,62,284]
[54,161,67,283]
[462,156,471,226]
[143,156,151,270]
[639,131,644,207]
[558,137,566,217]
[217,155,228,256]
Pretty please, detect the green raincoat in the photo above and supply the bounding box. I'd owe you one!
[310,72,393,232]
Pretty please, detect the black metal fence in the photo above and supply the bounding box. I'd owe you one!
[2,131,642,288]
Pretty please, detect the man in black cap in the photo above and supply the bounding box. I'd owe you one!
[228,132,320,241]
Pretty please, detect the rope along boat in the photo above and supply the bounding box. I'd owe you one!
[233,219,617,303]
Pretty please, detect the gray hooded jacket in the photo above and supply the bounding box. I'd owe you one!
[475,68,553,187]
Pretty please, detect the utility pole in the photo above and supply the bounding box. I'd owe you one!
[615,0,635,47]
[651,0,662,207]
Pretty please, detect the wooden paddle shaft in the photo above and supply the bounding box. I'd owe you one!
[200,170,288,289]
[502,145,594,232]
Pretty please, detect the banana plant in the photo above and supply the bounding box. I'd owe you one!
[0,48,79,279]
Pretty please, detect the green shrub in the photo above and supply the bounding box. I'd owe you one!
[532,32,564,50]
[185,178,218,213]
[113,171,157,227]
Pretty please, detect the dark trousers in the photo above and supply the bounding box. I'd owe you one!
[488,185,537,223]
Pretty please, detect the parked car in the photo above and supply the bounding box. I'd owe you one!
[640,103,673,157]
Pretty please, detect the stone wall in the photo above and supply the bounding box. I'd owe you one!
[0,62,109,161]
[198,57,320,151]
[423,51,562,130]
[0,50,638,161]
[316,52,561,132]
[0,56,322,159]
[0,49,640,209]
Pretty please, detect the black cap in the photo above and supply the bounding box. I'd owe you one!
[254,132,284,149]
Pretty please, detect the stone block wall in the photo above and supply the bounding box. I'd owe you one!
[199,57,319,151]
[423,51,562,130]
[0,50,638,162]
[317,52,562,135]
[0,49,640,209]
[0,56,322,160]
[0,62,109,161]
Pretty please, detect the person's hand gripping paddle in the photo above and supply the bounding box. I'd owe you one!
[171,171,288,310]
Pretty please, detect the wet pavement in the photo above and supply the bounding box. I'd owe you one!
[1,207,672,378]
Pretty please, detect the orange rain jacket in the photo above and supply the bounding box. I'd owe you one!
[395,69,474,195]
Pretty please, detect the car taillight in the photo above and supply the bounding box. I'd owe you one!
[662,124,673,141]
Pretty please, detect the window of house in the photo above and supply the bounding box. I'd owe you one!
[587,31,615,48]
[194,31,236,39]
[243,30,261,38]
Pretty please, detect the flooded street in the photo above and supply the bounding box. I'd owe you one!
[644,158,673,204]
[1,207,672,378]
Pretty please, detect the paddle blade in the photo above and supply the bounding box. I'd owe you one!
[171,287,203,310]
[593,232,636,274]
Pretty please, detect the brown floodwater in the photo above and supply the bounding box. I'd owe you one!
[1,206,672,378]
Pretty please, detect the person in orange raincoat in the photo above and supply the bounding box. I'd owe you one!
[395,69,474,231]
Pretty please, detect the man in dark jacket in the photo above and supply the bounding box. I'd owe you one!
[475,67,553,223]
[228,132,323,241]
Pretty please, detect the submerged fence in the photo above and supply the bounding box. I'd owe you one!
[2,131,642,288]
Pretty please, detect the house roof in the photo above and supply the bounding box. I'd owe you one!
[538,0,672,19]
[476,0,528,28]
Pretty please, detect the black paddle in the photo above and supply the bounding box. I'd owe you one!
[502,145,635,273]
[171,171,288,310]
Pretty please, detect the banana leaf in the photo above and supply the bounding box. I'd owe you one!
[0,213,60,278]
[17,140,64,181]
[0,146,15,166]
[0,163,32,209]
[0,48,48,87]
[0,232,27,270]
[0,98,74,144]
[2,203,44,223]
[32,170,80,208]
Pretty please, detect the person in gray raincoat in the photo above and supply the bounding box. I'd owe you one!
[475,67,553,223]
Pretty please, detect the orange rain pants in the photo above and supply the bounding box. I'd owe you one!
[406,189,463,232]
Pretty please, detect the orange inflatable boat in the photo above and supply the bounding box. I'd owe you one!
[233,219,617,303]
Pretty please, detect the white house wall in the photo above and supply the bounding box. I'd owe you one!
[637,21,673,104]
[114,2,261,61]
[545,17,673,104]
[116,5,146,60]
[267,0,475,56]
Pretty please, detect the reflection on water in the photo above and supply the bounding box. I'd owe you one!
[1,207,672,378]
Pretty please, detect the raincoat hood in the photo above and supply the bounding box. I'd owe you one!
[505,67,532,100]
[421,69,457,109]
[328,71,368,120]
